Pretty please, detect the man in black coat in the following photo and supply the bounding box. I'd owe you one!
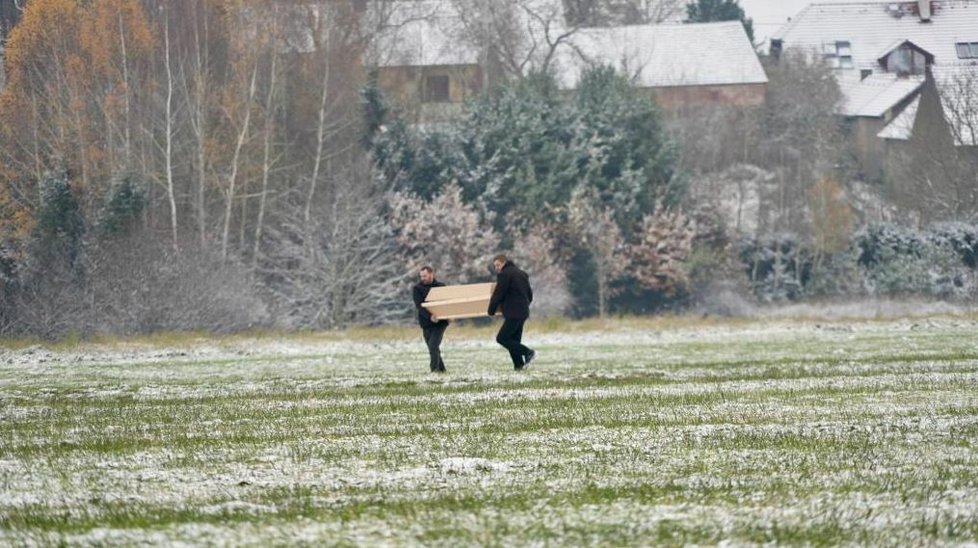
[488,254,536,370]
[413,265,449,373]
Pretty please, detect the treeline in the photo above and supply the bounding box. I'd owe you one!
[0,0,400,337]
[1,0,976,338]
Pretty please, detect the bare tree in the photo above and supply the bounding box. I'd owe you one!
[260,163,405,329]
[566,186,628,318]
[760,51,845,235]
[304,5,336,225]
[933,68,978,219]
[175,0,218,248]
[452,0,578,78]
[161,5,179,250]
[220,60,257,260]
[887,68,978,223]
[252,26,282,269]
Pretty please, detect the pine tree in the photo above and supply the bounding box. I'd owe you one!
[574,65,681,229]
[32,172,85,269]
[361,69,389,148]
[685,0,754,44]
[98,175,147,237]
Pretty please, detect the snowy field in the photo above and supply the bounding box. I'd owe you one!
[2,316,978,545]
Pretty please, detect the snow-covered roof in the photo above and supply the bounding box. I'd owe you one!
[878,95,920,139]
[740,0,896,53]
[837,72,923,116]
[371,1,480,67]
[772,0,978,70]
[877,66,978,145]
[553,21,768,89]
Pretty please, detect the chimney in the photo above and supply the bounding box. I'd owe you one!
[918,0,932,22]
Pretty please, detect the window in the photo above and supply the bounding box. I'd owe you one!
[956,42,978,59]
[886,45,927,75]
[424,75,450,103]
[823,41,853,69]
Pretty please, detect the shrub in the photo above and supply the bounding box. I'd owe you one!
[739,233,812,302]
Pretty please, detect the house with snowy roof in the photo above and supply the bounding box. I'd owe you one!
[553,21,768,110]
[771,0,978,178]
[371,1,767,123]
[370,1,487,124]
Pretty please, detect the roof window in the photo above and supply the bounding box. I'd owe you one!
[824,41,853,69]
[956,42,978,59]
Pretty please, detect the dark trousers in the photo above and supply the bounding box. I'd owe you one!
[496,318,531,369]
[422,323,447,372]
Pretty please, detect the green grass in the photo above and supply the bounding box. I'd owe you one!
[1,316,977,545]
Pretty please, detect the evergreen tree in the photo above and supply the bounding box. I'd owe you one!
[573,65,681,228]
[685,0,754,44]
[459,71,580,219]
[369,68,682,233]
[31,172,85,271]
[360,69,389,148]
[98,175,147,237]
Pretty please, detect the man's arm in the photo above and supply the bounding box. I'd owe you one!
[414,285,434,323]
[413,285,425,309]
[488,272,511,315]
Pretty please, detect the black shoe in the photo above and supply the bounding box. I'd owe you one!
[523,349,536,368]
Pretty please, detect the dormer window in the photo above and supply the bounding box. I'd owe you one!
[823,41,853,69]
[956,42,978,59]
[885,45,928,75]
[876,40,933,76]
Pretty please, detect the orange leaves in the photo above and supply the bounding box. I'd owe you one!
[0,0,156,240]
[3,0,80,95]
[627,208,697,296]
[808,177,855,257]
[0,164,35,241]
[79,0,155,83]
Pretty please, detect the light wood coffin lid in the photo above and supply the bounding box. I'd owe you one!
[421,282,497,320]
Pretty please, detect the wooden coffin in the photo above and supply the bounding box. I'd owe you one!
[422,282,497,320]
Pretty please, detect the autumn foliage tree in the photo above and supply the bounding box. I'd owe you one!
[389,183,501,284]
[807,177,855,269]
[0,0,389,336]
[0,0,154,236]
[626,207,697,298]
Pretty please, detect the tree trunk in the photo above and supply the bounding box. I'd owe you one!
[305,23,333,226]
[253,52,278,269]
[118,12,132,165]
[597,260,607,319]
[163,13,179,251]
[221,63,258,260]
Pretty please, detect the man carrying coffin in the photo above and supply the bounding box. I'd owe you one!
[488,254,536,370]
[413,265,449,373]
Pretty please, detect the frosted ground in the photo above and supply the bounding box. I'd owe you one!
[2,316,978,545]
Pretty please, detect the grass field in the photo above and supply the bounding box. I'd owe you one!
[2,316,977,545]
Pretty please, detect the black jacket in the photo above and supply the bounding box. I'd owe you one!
[413,280,449,328]
[488,261,533,319]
